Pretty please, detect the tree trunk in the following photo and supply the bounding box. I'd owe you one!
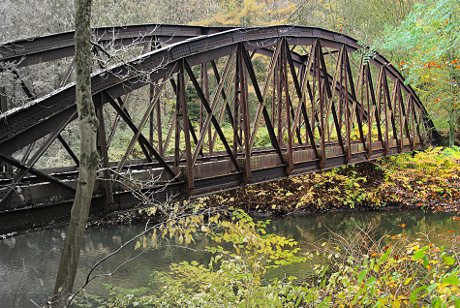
[456,114,460,146]
[52,0,97,305]
[448,117,455,147]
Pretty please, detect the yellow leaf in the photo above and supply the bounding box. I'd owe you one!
[404,277,413,285]
[201,225,211,233]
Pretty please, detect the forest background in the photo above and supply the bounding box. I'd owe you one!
[1,0,459,145]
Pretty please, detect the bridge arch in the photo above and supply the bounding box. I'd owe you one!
[0,25,438,233]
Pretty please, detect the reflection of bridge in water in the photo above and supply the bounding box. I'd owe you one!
[0,25,438,233]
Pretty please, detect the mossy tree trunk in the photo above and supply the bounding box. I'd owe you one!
[52,0,98,305]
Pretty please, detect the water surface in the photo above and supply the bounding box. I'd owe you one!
[0,209,457,307]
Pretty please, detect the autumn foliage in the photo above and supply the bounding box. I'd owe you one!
[202,147,460,216]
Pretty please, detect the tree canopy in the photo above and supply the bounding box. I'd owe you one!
[383,0,460,145]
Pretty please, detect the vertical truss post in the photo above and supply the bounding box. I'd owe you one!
[282,40,294,174]
[397,82,404,151]
[0,86,11,176]
[149,82,155,145]
[389,80,401,151]
[383,72,399,148]
[310,41,317,142]
[178,60,194,194]
[199,65,204,142]
[365,64,373,158]
[401,92,413,146]
[409,96,416,149]
[0,86,7,112]
[174,97,183,168]
[174,82,181,168]
[381,67,390,155]
[276,59,283,146]
[366,64,383,156]
[149,43,164,154]
[239,45,252,183]
[156,86,164,156]
[201,62,212,156]
[95,95,114,210]
[337,52,344,148]
[354,61,368,154]
[343,49,352,163]
[233,49,241,158]
[150,45,163,154]
[146,42,156,147]
[379,68,389,154]
[271,69,276,124]
[413,101,424,146]
[315,42,326,168]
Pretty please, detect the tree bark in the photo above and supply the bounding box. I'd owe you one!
[52,0,97,305]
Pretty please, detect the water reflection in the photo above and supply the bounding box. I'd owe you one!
[0,209,457,307]
[269,209,458,248]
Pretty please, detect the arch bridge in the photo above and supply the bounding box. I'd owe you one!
[0,25,438,233]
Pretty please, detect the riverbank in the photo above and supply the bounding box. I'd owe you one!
[203,146,460,215]
[90,146,460,228]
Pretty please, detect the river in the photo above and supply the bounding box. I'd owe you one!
[0,209,457,307]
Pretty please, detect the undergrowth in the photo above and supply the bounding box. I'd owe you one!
[79,210,460,307]
[203,147,460,215]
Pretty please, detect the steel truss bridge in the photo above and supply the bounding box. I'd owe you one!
[0,25,438,234]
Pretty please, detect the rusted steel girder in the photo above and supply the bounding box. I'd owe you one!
[0,25,234,68]
[0,25,439,234]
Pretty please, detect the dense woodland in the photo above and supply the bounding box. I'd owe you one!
[1,0,459,307]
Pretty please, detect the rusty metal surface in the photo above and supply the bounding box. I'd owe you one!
[0,24,234,67]
[0,25,438,235]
